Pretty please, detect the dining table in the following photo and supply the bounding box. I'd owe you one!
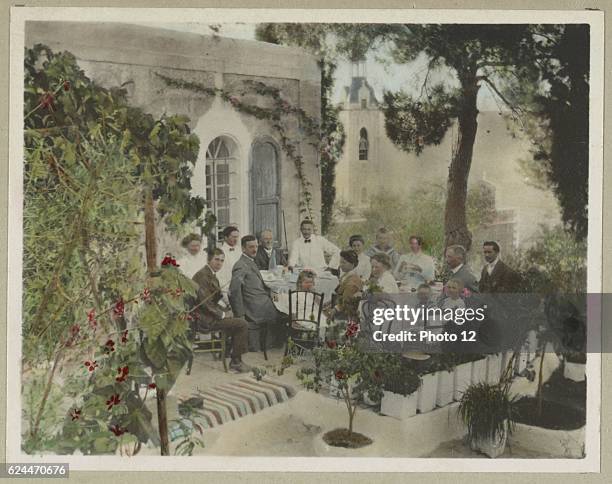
[261,269,339,340]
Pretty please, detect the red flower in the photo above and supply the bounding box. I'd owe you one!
[84,360,98,372]
[62,80,70,91]
[40,92,54,110]
[345,321,360,338]
[186,313,194,321]
[70,324,80,336]
[174,288,183,298]
[147,383,157,390]
[121,330,129,344]
[70,408,81,421]
[109,424,126,436]
[106,394,121,410]
[104,339,115,353]
[335,370,346,380]
[113,298,125,317]
[462,288,472,298]
[326,340,337,349]
[115,366,129,383]
[87,309,97,329]
[161,255,180,267]
[141,288,151,303]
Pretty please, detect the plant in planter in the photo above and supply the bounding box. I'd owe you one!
[380,357,421,420]
[458,382,517,458]
[296,320,387,448]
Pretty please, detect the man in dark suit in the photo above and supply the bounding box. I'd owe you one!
[254,229,287,271]
[479,241,522,293]
[444,244,479,293]
[192,248,250,373]
[229,235,288,351]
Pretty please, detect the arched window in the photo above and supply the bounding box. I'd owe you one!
[359,128,369,160]
[206,136,237,232]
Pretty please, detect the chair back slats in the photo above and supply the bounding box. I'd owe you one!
[288,290,325,330]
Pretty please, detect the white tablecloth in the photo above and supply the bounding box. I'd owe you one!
[260,270,338,304]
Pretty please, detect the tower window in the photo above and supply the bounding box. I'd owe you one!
[361,99,367,109]
[359,128,369,160]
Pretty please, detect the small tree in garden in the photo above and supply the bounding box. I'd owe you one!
[297,320,389,447]
[22,45,207,455]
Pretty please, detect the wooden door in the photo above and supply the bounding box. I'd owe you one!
[251,141,280,240]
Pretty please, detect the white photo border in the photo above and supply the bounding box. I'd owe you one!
[7,7,604,473]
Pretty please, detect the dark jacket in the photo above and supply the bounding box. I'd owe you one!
[448,264,480,293]
[479,260,521,293]
[192,265,225,328]
[229,254,284,324]
[254,246,287,271]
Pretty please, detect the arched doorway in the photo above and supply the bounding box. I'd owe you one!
[250,140,281,241]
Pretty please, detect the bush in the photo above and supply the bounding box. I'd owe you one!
[458,383,517,442]
[506,225,586,294]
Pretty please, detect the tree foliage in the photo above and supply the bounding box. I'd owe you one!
[512,25,590,240]
[23,44,206,454]
[328,182,496,265]
[255,24,346,234]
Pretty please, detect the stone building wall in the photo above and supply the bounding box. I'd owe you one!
[25,21,321,254]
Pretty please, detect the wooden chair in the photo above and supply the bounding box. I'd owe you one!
[285,290,325,356]
[186,322,227,375]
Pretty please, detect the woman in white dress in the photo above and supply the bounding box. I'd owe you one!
[176,233,208,279]
[349,234,372,282]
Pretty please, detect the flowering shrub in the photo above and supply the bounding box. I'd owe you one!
[297,318,392,435]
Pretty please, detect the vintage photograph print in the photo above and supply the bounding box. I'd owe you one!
[7,8,603,473]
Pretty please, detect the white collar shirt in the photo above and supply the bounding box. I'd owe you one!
[216,242,242,291]
[486,257,499,276]
[288,235,340,272]
[451,263,464,275]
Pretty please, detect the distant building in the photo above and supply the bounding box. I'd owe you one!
[335,62,561,250]
[26,22,322,254]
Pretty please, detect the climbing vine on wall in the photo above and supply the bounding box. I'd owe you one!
[318,59,346,233]
[155,72,333,222]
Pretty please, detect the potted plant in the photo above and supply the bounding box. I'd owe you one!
[296,320,383,448]
[458,382,517,458]
[380,359,421,420]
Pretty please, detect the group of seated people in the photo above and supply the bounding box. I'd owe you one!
[173,219,519,372]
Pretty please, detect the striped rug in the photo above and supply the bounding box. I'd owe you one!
[170,378,296,438]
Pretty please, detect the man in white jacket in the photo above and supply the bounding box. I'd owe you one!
[288,219,340,273]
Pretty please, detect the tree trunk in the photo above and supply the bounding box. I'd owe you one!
[143,187,169,456]
[144,190,158,273]
[536,341,546,418]
[156,388,170,456]
[444,73,479,252]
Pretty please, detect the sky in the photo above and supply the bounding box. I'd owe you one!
[130,21,501,111]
